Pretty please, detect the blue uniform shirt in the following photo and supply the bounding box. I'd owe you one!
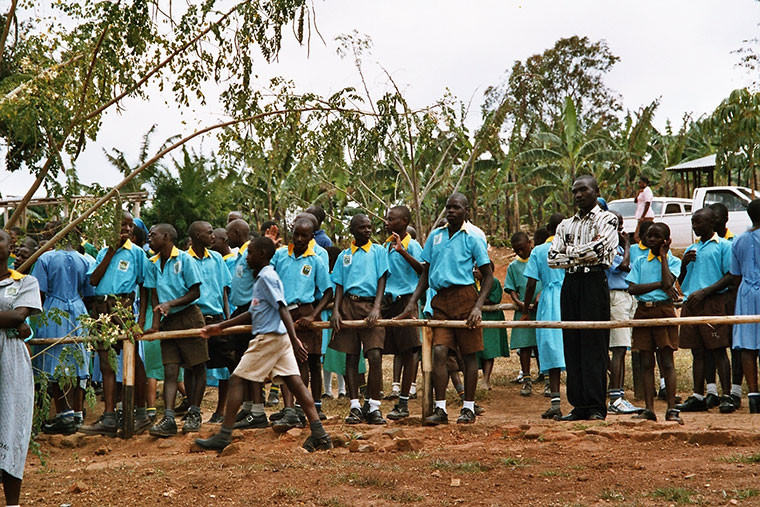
[271,243,331,305]
[313,229,333,248]
[629,241,650,267]
[605,246,629,291]
[421,223,490,291]
[524,239,565,288]
[88,240,147,296]
[331,241,388,298]
[384,233,423,299]
[249,265,287,335]
[144,246,202,314]
[230,241,255,308]
[222,252,237,276]
[626,252,682,302]
[681,233,732,299]
[188,246,231,316]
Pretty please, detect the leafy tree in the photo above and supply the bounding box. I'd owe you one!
[710,88,760,191]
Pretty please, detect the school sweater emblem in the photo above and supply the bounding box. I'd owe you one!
[173,261,182,274]
[433,233,443,245]
[343,255,352,267]
[118,260,130,272]
[4,286,18,297]
[301,264,312,276]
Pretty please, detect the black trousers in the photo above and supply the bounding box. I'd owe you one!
[560,271,610,417]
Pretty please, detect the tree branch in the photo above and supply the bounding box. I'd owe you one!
[0,0,17,68]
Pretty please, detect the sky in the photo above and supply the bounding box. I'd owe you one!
[2,0,759,199]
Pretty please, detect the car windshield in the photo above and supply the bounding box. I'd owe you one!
[608,201,663,217]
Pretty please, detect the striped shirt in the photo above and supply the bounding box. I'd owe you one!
[547,204,619,269]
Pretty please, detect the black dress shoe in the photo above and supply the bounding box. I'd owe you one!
[676,396,708,412]
[718,395,737,414]
[588,412,606,421]
[558,412,584,421]
[345,407,364,424]
[423,407,448,426]
[365,409,387,425]
[456,407,476,424]
[705,393,720,409]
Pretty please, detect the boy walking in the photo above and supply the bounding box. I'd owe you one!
[330,214,388,424]
[195,237,332,452]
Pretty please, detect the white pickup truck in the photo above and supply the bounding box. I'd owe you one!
[607,186,760,249]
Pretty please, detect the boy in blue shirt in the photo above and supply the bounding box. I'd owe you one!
[677,207,735,414]
[195,237,332,452]
[143,224,206,437]
[270,218,333,428]
[80,211,150,437]
[626,223,682,423]
[187,221,232,428]
[400,193,493,426]
[382,206,423,420]
[330,214,388,425]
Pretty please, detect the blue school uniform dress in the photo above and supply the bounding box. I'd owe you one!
[229,241,254,312]
[730,229,760,349]
[626,252,682,302]
[523,237,565,373]
[421,223,489,291]
[32,250,95,378]
[504,257,540,349]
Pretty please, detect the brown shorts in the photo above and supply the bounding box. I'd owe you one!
[632,303,678,351]
[228,305,252,363]
[206,314,237,369]
[329,298,385,356]
[290,303,322,356]
[381,294,421,355]
[90,294,135,351]
[159,305,209,367]
[679,292,730,349]
[431,285,484,356]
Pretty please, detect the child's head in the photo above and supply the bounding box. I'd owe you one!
[691,207,716,238]
[305,205,326,227]
[638,220,654,246]
[638,175,650,189]
[645,222,670,253]
[15,245,33,269]
[291,218,315,253]
[533,227,549,245]
[510,231,532,260]
[246,236,276,270]
[0,230,10,264]
[406,225,417,240]
[748,198,760,225]
[610,210,624,233]
[708,202,729,230]
[260,220,278,237]
[188,220,214,248]
[132,225,147,247]
[349,214,372,245]
[547,213,565,236]
[148,223,177,252]
[211,227,228,252]
[385,206,411,236]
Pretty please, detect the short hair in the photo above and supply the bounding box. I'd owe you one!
[748,198,760,223]
[305,205,326,226]
[650,222,671,240]
[638,219,654,239]
[132,226,147,246]
[533,227,549,245]
[639,175,650,185]
[227,219,250,235]
[510,231,529,246]
[250,236,276,260]
[708,202,728,222]
[574,175,599,192]
[153,223,177,242]
[389,205,412,225]
[293,218,315,233]
[350,214,369,229]
[9,226,22,235]
[260,220,278,235]
[0,230,10,243]
[547,213,565,235]
[188,220,210,239]
[406,225,417,240]
[694,206,716,221]
[448,192,469,207]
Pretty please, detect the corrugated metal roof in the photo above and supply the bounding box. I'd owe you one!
[665,154,716,172]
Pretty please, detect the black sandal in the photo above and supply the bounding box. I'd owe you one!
[632,409,657,421]
[665,408,684,425]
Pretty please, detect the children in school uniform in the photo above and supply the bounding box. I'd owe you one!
[80,211,151,437]
[330,214,389,425]
[522,213,566,420]
[730,199,760,413]
[400,193,493,425]
[677,207,736,414]
[629,220,653,267]
[626,223,683,423]
[504,231,540,396]
[143,224,207,437]
[382,206,423,420]
[477,263,508,391]
[195,237,332,452]
[270,218,333,428]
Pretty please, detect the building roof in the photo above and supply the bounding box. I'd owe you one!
[665,154,716,172]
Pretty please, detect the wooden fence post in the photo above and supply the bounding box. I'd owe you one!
[121,339,135,439]
[421,326,433,418]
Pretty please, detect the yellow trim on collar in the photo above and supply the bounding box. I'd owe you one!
[350,241,372,254]
[724,229,735,240]
[646,251,662,262]
[222,253,236,261]
[637,241,647,250]
[122,239,133,251]
[545,236,555,244]
[151,245,180,264]
[696,232,720,244]
[288,242,316,257]
[384,233,411,250]
[517,256,529,263]
[9,269,25,280]
[239,241,250,254]
[187,246,210,259]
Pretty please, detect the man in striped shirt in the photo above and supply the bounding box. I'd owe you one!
[548,175,619,421]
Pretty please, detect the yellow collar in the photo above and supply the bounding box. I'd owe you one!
[222,252,236,260]
[385,233,411,250]
[350,241,372,254]
[637,241,647,250]
[239,241,250,254]
[9,253,16,259]
[646,251,662,262]
[696,232,720,244]
[187,246,210,259]
[8,269,25,280]
[724,229,735,240]
[151,245,180,264]
[545,236,555,244]
[121,239,133,250]
[288,242,316,258]
[517,256,529,263]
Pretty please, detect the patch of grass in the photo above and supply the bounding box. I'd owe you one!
[600,489,626,502]
[720,453,760,464]
[568,464,586,471]
[381,491,425,503]
[730,489,760,500]
[400,450,428,460]
[335,472,395,488]
[430,459,492,473]
[571,423,589,431]
[315,497,345,507]
[272,487,301,499]
[500,457,531,468]
[651,487,699,504]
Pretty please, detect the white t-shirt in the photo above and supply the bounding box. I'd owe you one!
[635,186,654,219]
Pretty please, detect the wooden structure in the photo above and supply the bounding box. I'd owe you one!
[666,154,716,198]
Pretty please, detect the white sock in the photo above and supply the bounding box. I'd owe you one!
[350,399,361,410]
[463,400,475,412]
[323,369,333,395]
[660,377,666,389]
[409,382,417,395]
[731,384,743,398]
[693,393,704,401]
[337,375,346,394]
[706,383,718,396]
[242,401,253,411]
[369,399,381,412]
[435,399,447,413]
[251,403,265,416]
[391,382,400,392]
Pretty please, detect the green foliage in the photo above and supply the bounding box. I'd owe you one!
[650,487,700,504]
[710,87,760,190]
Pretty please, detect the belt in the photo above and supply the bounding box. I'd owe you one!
[638,300,673,308]
[286,302,314,311]
[383,293,411,304]
[204,314,224,323]
[346,293,375,302]
[566,265,606,274]
[95,293,135,302]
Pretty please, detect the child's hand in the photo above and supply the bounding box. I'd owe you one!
[685,288,706,308]
[466,307,482,328]
[683,250,697,264]
[393,304,416,320]
[391,232,404,253]
[265,225,281,247]
[154,303,171,317]
[291,336,308,363]
[520,312,532,322]
[295,314,315,330]
[515,300,526,313]
[366,307,380,326]
[331,311,343,332]
[142,326,159,335]
[200,324,222,339]
[16,322,32,339]
[659,238,671,258]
